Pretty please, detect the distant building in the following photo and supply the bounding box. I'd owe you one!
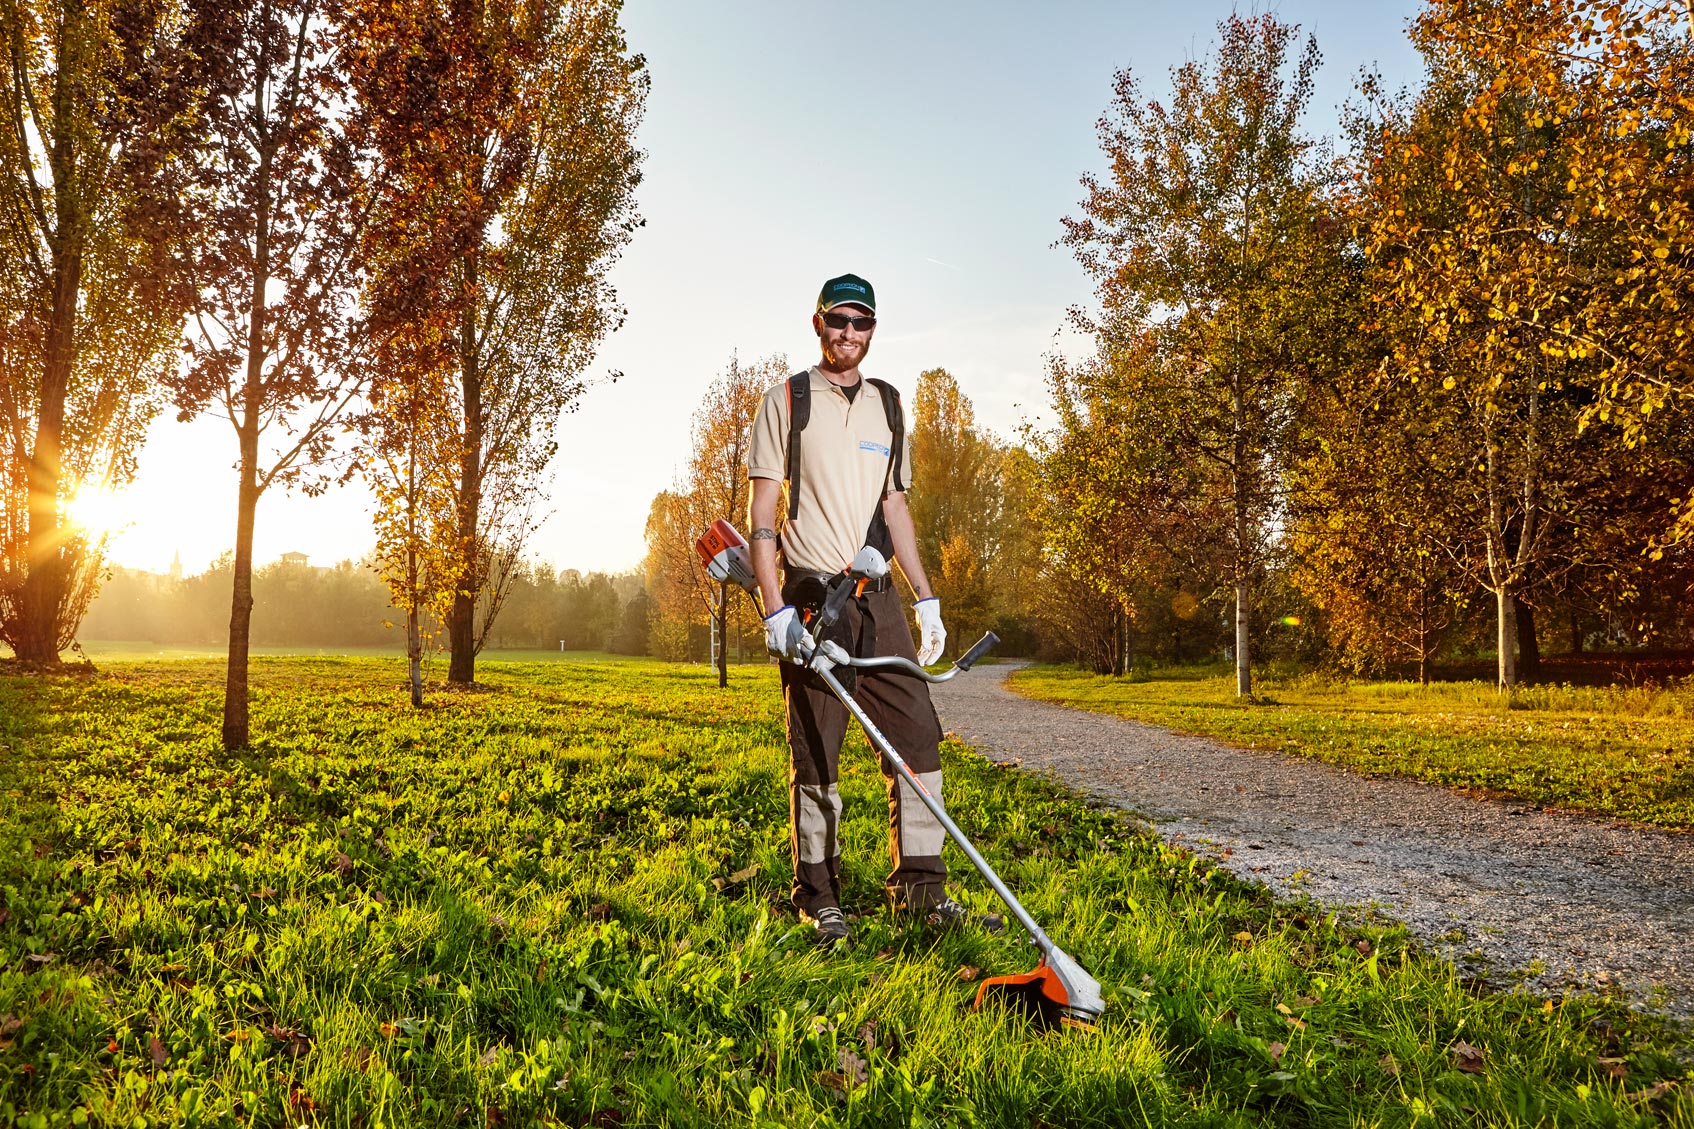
[280,551,309,566]
[169,551,183,582]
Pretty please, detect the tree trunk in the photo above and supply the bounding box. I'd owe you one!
[1416,587,1431,686]
[223,453,259,748]
[1515,595,1541,683]
[222,118,273,751]
[1232,384,1252,698]
[1496,586,1518,690]
[407,602,423,708]
[715,583,728,688]
[448,256,482,685]
[17,227,84,664]
[1569,609,1583,654]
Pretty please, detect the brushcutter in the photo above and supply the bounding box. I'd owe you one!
[694,521,1105,1030]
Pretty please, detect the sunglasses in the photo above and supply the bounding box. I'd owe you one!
[821,311,876,331]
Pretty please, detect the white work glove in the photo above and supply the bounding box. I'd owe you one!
[914,598,946,666]
[763,605,813,664]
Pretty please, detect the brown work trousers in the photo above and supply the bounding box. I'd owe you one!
[780,584,948,916]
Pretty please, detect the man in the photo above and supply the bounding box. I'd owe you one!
[747,272,994,944]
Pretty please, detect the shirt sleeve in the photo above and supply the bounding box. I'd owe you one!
[747,385,787,481]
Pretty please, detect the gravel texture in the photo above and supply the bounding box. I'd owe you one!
[932,663,1694,1016]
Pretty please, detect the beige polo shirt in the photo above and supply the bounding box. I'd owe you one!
[748,367,913,573]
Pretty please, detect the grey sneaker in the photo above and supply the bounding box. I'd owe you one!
[924,899,1006,933]
[801,905,851,943]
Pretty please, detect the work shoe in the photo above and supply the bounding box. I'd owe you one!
[923,898,1006,934]
[800,905,851,943]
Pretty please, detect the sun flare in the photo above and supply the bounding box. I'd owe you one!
[63,485,135,545]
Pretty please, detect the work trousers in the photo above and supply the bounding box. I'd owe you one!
[780,584,948,916]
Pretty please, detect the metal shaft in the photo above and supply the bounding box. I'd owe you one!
[816,665,1057,959]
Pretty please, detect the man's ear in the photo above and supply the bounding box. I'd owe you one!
[811,312,823,337]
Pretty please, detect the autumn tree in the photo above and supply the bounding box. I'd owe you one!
[1061,13,1340,696]
[164,0,371,748]
[0,0,207,662]
[1409,0,1693,470]
[642,352,784,680]
[345,0,647,687]
[362,347,460,705]
[908,368,1004,654]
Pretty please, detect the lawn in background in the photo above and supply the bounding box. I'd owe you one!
[1,657,1689,1127]
[1009,664,1694,830]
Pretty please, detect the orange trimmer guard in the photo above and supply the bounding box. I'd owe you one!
[973,961,1098,1031]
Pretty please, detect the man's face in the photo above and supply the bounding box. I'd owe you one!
[814,303,875,369]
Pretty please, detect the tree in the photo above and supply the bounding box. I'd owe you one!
[0,0,206,662]
[1060,13,1336,696]
[642,352,784,679]
[1409,0,1694,465]
[908,368,1003,654]
[345,0,647,686]
[165,0,371,748]
[363,348,460,705]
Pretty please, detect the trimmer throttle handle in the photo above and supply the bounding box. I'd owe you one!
[815,573,857,634]
[955,631,1000,671]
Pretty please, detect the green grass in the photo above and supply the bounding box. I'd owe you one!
[1009,664,1694,830]
[1,658,1689,1127]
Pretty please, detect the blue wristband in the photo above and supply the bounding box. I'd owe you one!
[764,604,795,622]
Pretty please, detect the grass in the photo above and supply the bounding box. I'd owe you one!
[1008,664,1694,830]
[0,657,1688,1127]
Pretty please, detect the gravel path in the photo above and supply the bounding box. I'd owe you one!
[932,664,1694,1016]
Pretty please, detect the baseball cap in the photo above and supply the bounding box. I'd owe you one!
[816,273,876,314]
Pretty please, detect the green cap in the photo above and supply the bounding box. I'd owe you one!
[816,273,876,314]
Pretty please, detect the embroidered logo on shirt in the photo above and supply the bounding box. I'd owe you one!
[859,440,891,457]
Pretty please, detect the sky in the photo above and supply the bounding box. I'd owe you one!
[95,0,1426,579]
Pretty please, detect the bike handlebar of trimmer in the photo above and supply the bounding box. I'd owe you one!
[830,631,1000,684]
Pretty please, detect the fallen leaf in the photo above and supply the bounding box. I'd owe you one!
[105,1039,119,1053]
[148,1035,167,1069]
[334,853,353,877]
[874,947,895,960]
[1354,939,1373,956]
[838,1047,869,1086]
[728,864,760,883]
[1350,840,1366,847]
[588,902,611,922]
[1267,1041,1286,1062]
[817,1070,849,1092]
[26,953,53,964]
[379,1021,399,1038]
[1452,1040,1485,1074]
[1379,1053,1400,1076]
[1275,1003,1293,1016]
[1232,931,1254,945]
[0,1016,19,1036]
[159,963,185,973]
[225,1027,251,1043]
[1285,1016,1309,1031]
[353,1045,372,1072]
[1625,1080,1676,1102]
[1600,1057,1629,1080]
[957,966,980,982]
[587,1111,622,1128]
[1294,995,1321,1006]
[857,1021,877,1053]
[479,1047,501,1067]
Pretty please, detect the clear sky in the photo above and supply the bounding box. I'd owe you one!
[96,0,1426,579]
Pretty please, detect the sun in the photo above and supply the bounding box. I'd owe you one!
[63,484,136,546]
